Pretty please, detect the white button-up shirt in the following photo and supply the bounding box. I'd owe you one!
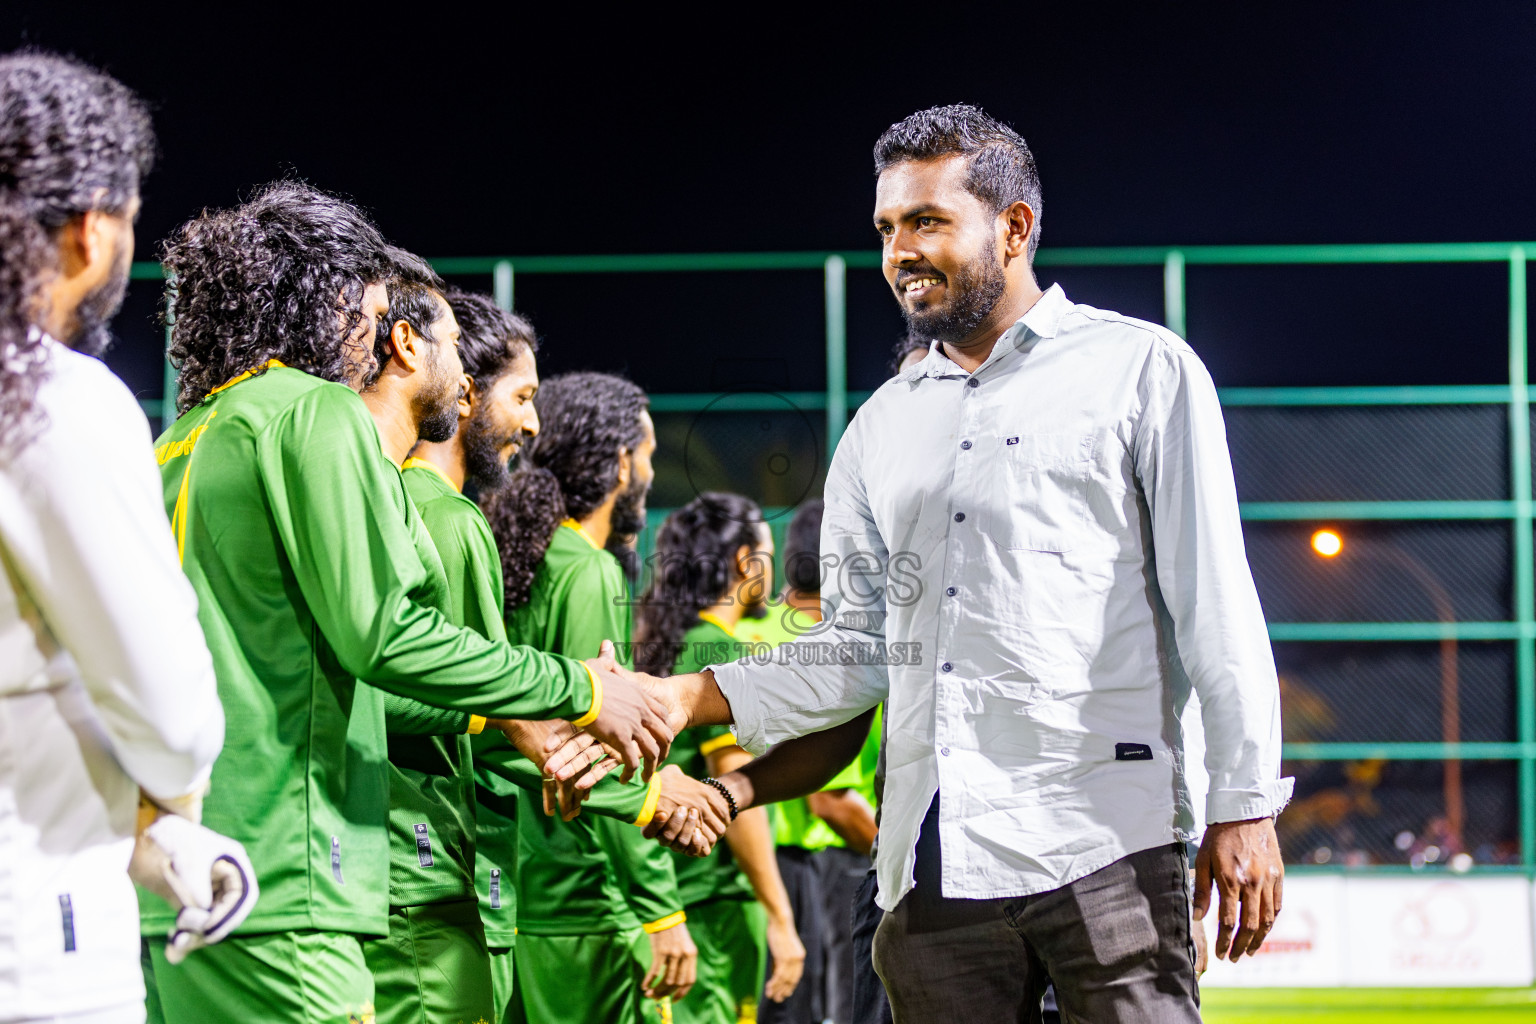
[714,284,1292,911]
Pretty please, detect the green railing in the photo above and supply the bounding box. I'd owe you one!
[129,241,1536,869]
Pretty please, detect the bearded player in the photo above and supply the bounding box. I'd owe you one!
[142,183,673,1023]
[402,291,731,1021]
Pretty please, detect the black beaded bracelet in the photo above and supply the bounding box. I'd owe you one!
[700,777,739,821]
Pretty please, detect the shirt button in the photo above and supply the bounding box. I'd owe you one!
[946,586,957,597]
[960,440,972,450]
[941,662,953,672]
[941,746,952,756]
[953,512,965,522]
[967,377,980,389]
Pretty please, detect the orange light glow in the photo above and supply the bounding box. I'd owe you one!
[1311,529,1344,558]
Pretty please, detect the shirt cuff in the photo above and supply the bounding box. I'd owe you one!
[466,715,487,735]
[642,910,687,934]
[709,661,769,754]
[570,662,601,728]
[631,772,663,828]
[1205,777,1295,824]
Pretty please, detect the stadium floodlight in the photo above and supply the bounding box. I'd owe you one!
[1310,528,1344,558]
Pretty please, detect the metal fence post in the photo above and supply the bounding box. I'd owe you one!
[160,280,176,431]
[824,254,848,461]
[1163,249,1187,337]
[493,260,515,312]
[1509,246,1535,867]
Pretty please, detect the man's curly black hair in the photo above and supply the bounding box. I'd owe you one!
[162,180,438,411]
[633,492,765,676]
[444,288,537,381]
[479,371,648,612]
[0,50,154,455]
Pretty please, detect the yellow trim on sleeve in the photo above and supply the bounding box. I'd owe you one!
[632,772,663,828]
[559,518,601,550]
[697,611,737,638]
[570,662,602,728]
[466,715,487,735]
[402,456,460,492]
[642,910,687,934]
[698,732,740,756]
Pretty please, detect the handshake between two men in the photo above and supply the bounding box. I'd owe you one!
[485,640,733,855]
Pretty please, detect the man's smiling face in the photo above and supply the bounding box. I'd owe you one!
[874,153,1008,347]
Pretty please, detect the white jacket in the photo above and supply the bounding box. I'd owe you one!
[0,337,223,1020]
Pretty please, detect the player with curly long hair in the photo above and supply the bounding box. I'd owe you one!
[145,187,674,1023]
[635,494,807,1024]
[0,51,258,1024]
[478,372,705,1023]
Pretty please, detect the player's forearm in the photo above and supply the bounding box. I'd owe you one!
[807,789,877,856]
[723,806,794,924]
[717,707,875,813]
[381,690,474,735]
[673,669,734,728]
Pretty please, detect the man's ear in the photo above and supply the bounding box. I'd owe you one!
[1000,200,1035,263]
[458,376,477,420]
[386,319,420,372]
[54,214,92,276]
[734,544,755,580]
[615,447,632,490]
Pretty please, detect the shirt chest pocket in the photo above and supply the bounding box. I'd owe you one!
[980,432,1097,552]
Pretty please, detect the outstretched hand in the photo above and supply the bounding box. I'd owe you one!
[580,640,674,782]
[1194,817,1284,961]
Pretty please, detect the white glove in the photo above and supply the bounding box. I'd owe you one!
[129,814,259,964]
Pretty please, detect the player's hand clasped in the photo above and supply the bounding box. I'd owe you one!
[641,764,733,856]
[578,640,674,783]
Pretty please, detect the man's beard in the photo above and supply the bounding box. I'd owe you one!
[414,351,462,444]
[68,235,131,357]
[460,408,519,491]
[900,247,1006,346]
[610,475,649,538]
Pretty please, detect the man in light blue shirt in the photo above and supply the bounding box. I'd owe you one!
[646,104,1289,1022]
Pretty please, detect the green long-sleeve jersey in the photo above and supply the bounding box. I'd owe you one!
[509,523,685,936]
[399,462,659,943]
[143,365,594,937]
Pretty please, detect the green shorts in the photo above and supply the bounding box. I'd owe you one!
[674,899,767,1024]
[508,927,671,1023]
[144,929,375,1023]
[488,944,515,1023]
[362,900,493,1024]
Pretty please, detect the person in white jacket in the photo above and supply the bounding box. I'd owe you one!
[0,51,256,1024]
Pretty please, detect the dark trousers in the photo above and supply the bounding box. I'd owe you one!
[761,846,825,1024]
[871,801,1200,1024]
[814,846,869,1024]
[851,867,893,1024]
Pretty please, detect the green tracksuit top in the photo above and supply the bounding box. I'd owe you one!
[508,522,686,936]
[382,459,489,907]
[143,364,593,938]
[396,469,661,944]
[664,618,758,907]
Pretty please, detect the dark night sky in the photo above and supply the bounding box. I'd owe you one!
[8,4,1536,402]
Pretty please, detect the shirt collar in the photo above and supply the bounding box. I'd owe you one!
[894,283,1070,384]
[697,611,738,638]
[401,456,459,493]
